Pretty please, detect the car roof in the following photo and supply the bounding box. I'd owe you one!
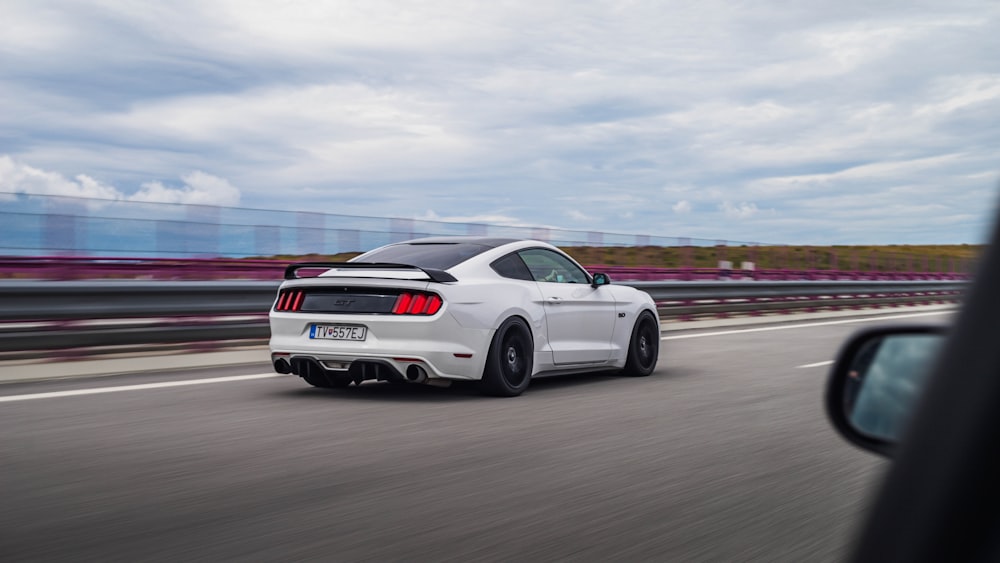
[352,237,563,273]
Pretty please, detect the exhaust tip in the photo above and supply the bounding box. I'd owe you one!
[405,364,428,383]
[273,358,291,374]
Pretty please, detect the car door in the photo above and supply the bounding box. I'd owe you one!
[518,248,617,364]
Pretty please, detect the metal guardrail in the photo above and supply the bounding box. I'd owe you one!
[634,280,964,320]
[630,280,964,300]
[0,279,965,357]
[0,280,281,321]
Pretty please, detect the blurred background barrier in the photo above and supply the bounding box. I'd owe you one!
[1,192,753,257]
[1,192,978,276]
[0,280,965,359]
[0,255,970,282]
[0,193,972,360]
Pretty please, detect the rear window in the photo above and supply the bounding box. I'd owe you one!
[353,243,491,270]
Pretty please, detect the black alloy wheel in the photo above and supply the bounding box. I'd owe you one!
[481,317,533,397]
[623,312,659,377]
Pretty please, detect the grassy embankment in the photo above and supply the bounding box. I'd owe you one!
[272,244,982,272]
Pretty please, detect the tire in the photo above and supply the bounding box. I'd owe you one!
[622,312,659,377]
[480,317,533,397]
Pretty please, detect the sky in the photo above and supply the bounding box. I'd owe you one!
[1,0,999,245]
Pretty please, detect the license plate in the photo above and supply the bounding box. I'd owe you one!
[309,324,368,341]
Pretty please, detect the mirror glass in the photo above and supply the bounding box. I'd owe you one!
[844,334,944,441]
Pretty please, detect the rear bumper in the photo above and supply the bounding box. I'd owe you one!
[268,311,493,381]
[274,355,415,383]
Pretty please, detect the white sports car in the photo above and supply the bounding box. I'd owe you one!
[269,237,660,396]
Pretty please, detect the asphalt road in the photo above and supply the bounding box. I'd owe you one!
[0,311,949,562]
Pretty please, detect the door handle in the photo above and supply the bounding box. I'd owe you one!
[548,297,563,303]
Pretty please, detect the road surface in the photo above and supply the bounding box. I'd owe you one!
[1,311,949,561]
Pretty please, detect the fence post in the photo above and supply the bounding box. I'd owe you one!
[296,212,325,256]
[466,223,488,236]
[338,229,360,254]
[43,213,80,256]
[716,241,730,279]
[390,218,414,244]
[254,225,280,257]
[679,238,692,280]
[532,228,551,242]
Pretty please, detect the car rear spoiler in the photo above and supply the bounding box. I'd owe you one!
[284,262,458,283]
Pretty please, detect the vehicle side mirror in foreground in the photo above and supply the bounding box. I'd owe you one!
[825,325,947,457]
[591,273,611,287]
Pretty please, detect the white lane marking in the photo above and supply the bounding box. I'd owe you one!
[0,310,953,402]
[798,360,835,369]
[661,310,953,341]
[0,373,281,403]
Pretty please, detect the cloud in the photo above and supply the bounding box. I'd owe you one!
[0,1,997,244]
[0,155,241,206]
[130,171,241,206]
[414,209,526,227]
[0,155,121,200]
[720,201,760,219]
[746,154,969,197]
[916,74,1000,116]
[566,209,596,222]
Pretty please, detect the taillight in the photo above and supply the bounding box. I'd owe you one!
[392,292,444,315]
[425,295,442,315]
[392,293,413,314]
[274,288,442,315]
[275,289,306,312]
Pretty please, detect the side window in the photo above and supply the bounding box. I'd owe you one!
[490,253,533,281]
[518,248,590,284]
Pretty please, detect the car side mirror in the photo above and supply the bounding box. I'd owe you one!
[825,325,946,457]
[591,272,611,287]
